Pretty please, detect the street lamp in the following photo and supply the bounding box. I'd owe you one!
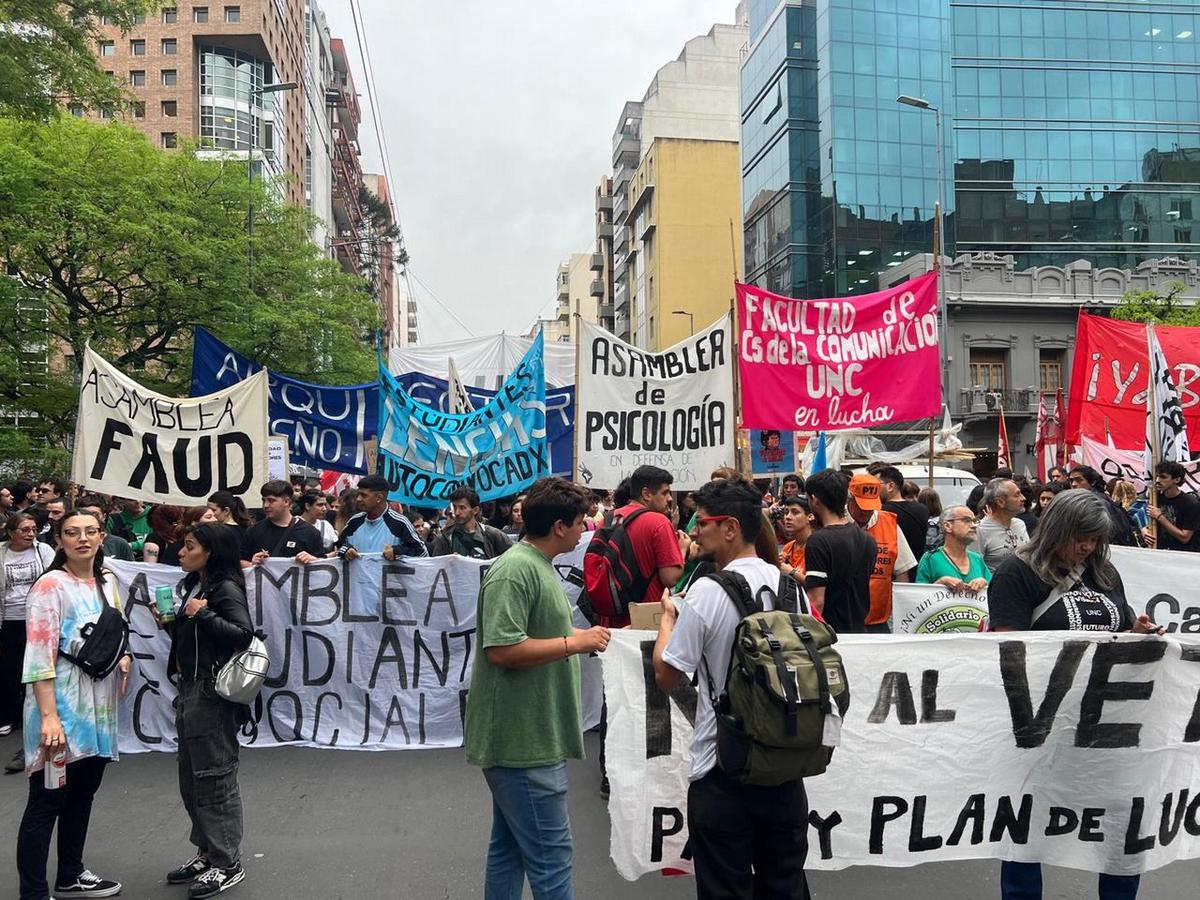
[896,94,948,388]
[672,309,695,336]
[248,81,298,292]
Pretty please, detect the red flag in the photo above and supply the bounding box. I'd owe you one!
[1054,388,1068,467]
[998,405,1012,471]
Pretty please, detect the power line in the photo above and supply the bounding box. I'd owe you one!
[406,267,477,337]
[347,0,401,239]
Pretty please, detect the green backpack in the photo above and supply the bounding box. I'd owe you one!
[703,570,850,785]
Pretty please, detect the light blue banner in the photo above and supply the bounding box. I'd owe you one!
[377,333,550,504]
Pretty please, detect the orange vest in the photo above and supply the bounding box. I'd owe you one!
[781,540,806,578]
[865,510,900,625]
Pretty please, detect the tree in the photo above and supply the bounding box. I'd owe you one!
[0,116,379,452]
[0,1,151,120]
[1111,281,1200,326]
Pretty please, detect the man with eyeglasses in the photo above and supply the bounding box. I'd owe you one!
[916,507,992,592]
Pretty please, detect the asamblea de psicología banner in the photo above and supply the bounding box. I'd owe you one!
[1066,313,1200,450]
[736,272,942,430]
[72,346,269,506]
[892,545,1200,637]
[108,536,602,753]
[602,628,1200,879]
[191,327,377,475]
[574,316,735,491]
[376,332,549,505]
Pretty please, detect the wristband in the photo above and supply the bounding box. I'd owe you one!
[562,636,569,659]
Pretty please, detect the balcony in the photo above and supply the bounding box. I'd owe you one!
[590,279,604,297]
[613,189,629,224]
[597,222,614,239]
[639,218,656,240]
[613,160,632,191]
[631,182,654,214]
[596,194,613,212]
[599,303,614,320]
[958,387,1041,419]
[612,223,629,253]
[612,133,638,168]
[589,253,604,271]
[614,281,629,313]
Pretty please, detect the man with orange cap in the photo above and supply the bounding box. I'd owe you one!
[847,473,916,633]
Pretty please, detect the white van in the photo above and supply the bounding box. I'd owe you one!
[854,464,982,509]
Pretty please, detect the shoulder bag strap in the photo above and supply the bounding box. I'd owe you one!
[266,518,298,557]
[1030,562,1086,625]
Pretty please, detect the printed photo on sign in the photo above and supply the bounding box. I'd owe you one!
[750,428,796,475]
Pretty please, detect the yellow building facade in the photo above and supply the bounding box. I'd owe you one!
[626,138,743,351]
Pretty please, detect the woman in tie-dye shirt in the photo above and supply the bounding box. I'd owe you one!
[16,509,130,900]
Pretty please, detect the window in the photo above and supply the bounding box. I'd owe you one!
[130,39,146,56]
[162,69,177,86]
[98,15,113,25]
[100,108,113,119]
[161,132,178,149]
[162,8,177,24]
[130,70,146,86]
[1039,350,1064,393]
[162,100,178,117]
[68,104,84,117]
[133,102,146,119]
[194,7,209,23]
[162,39,177,55]
[99,40,115,57]
[969,349,1007,392]
[132,13,145,24]
[225,6,241,22]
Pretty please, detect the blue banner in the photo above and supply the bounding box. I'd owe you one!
[392,373,573,476]
[190,328,378,475]
[377,334,550,504]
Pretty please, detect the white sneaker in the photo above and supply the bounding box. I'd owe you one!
[0,723,12,736]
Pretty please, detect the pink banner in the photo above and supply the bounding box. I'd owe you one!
[736,273,942,430]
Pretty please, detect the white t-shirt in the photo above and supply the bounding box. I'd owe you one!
[661,556,788,781]
[2,544,51,621]
[312,517,337,552]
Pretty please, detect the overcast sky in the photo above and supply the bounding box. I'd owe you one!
[321,0,740,343]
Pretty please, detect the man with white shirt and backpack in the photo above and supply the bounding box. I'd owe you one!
[652,478,847,900]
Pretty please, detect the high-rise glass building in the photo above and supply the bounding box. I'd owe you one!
[742,0,1200,299]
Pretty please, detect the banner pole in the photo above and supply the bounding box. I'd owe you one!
[1147,323,1160,545]
[573,312,581,484]
[730,295,746,477]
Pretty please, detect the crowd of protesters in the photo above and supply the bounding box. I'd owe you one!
[0,456,1186,900]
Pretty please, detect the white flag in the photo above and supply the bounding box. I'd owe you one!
[1145,324,1190,478]
[446,357,474,415]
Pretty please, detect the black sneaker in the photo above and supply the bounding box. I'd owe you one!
[4,748,24,775]
[188,863,245,899]
[600,776,610,800]
[55,869,122,897]
[166,852,210,885]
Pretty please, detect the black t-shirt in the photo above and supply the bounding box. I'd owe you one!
[988,555,1135,632]
[1158,491,1200,552]
[883,500,930,559]
[240,517,325,561]
[803,523,877,634]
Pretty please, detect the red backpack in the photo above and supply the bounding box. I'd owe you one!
[582,507,652,619]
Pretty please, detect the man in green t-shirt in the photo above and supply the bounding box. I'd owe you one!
[916,505,992,593]
[464,477,611,899]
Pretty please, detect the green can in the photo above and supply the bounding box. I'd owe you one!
[154,584,176,623]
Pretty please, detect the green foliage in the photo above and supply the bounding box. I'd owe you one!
[1111,281,1200,326]
[0,1,152,121]
[0,116,379,449]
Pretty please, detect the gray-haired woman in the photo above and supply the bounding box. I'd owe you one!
[988,489,1161,900]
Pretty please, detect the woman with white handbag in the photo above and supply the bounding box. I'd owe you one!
[149,522,254,900]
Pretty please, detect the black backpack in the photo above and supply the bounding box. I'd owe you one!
[582,507,653,619]
[59,576,130,680]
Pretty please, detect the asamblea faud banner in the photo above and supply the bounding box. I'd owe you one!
[376,332,548,504]
[603,629,1200,879]
[392,372,574,477]
[574,316,734,490]
[191,327,377,475]
[72,347,268,506]
[892,545,1200,635]
[736,273,942,430]
[1065,313,1200,449]
[108,535,602,753]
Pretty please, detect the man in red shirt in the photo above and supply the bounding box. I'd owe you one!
[613,465,689,616]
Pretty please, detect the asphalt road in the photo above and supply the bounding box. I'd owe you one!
[0,730,1196,899]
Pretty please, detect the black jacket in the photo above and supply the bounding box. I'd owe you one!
[167,577,254,682]
[429,522,512,559]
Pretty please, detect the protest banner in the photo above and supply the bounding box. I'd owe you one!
[750,428,796,475]
[392,371,574,477]
[1079,436,1200,495]
[574,317,734,490]
[72,347,269,506]
[191,327,377,475]
[736,273,942,431]
[267,436,290,481]
[1066,313,1200,449]
[109,535,602,753]
[603,628,1200,878]
[390,332,577,389]
[376,333,549,505]
[892,583,989,634]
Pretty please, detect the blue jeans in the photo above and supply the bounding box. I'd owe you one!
[482,762,574,900]
[1000,862,1140,900]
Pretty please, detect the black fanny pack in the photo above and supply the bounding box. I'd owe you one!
[58,577,130,680]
